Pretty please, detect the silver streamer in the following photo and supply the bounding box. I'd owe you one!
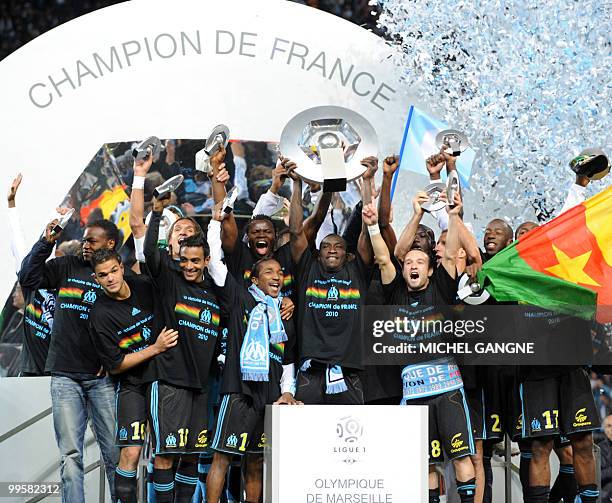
[375,0,611,226]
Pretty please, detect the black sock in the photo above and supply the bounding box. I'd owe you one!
[173,460,198,503]
[115,467,137,503]
[428,488,440,503]
[153,467,174,503]
[549,464,576,502]
[483,454,493,503]
[576,484,599,503]
[457,478,476,503]
[520,450,532,501]
[527,485,550,503]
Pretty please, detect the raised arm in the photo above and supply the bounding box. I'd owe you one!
[288,168,308,264]
[206,208,229,287]
[379,156,399,252]
[7,173,27,273]
[394,192,429,261]
[356,156,378,265]
[251,159,288,216]
[143,200,164,278]
[458,220,482,278]
[18,218,63,290]
[129,150,154,240]
[425,152,450,231]
[361,203,396,284]
[441,192,463,280]
[209,146,239,254]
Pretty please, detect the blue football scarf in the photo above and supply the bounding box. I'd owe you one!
[300,360,348,394]
[240,285,287,382]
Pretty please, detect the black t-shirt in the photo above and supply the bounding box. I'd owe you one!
[296,247,371,370]
[215,272,296,407]
[226,242,294,298]
[20,288,54,375]
[38,255,103,375]
[89,276,155,385]
[382,265,458,307]
[143,250,221,390]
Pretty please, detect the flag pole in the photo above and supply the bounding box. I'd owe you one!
[390,104,414,200]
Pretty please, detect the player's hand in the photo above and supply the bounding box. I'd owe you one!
[154,327,179,352]
[212,201,225,222]
[412,191,429,215]
[44,219,61,244]
[282,158,300,181]
[360,156,378,180]
[465,262,482,280]
[274,392,302,405]
[133,148,154,177]
[210,145,226,172]
[383,155,400,176]
[361,202,379,226]
[280,296,294,320]
[96,366,106,377]
[215,164,230,185]
[442,150,457,171]
[7,173,22,208]
[152,195,173,212]
[425,153,445,180]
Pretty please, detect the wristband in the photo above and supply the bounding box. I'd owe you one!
[132,176,145,190]
[367,224,380,237]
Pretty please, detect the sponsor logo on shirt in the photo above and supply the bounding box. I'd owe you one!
[165,433,177,448]
[226,433,238,448]
[573,408,591,427]
[131,307,141,316]
[257,433,267,448]
[195,430,208,448]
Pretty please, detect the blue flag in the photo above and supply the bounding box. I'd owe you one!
[394,106,475,196]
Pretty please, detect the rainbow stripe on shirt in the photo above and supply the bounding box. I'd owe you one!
[58,287,83,299]
[119,332,143,349]
[305,287,360,300]
[25,303,42,319]
[175,303,200,319]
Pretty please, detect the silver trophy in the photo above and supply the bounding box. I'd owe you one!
[280,106,377,193]
[222,186,239,215]
[435,129,469,157]
[195,124,230,176]
[446,171,460,208]
[421,182,447,213]
[51,208,75,236]
[132,136,163,161]
[153,174,184,199]
[457,273,490,305]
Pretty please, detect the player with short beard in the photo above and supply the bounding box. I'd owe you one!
[363,191,477,503]
[142,197,222,503]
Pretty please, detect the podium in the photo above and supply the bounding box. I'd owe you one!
[264,405,428,503]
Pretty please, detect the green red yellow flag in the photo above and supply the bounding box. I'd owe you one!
[478,185,612,322]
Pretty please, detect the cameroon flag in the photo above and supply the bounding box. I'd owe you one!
[478,186,612,322]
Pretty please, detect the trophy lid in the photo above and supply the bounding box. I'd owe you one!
[421,182,447,213]
[435,129,469,156]
[457,273,490,305]
[570,148,610,180]
[280,106,377,185]
[204,124,230,155]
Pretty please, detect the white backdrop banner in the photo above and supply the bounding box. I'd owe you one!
[0,0,416,299]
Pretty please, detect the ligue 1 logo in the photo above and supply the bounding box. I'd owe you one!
[333,416,365,464]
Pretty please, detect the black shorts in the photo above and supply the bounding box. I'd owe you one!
[465,388,485,441]
[480,367,519,441]
[295,368,364,405]
[211,394,265,455]
[148,381,209,455]
[408,388,475,463]
[520,367,599,439]
[116,381,148,447]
